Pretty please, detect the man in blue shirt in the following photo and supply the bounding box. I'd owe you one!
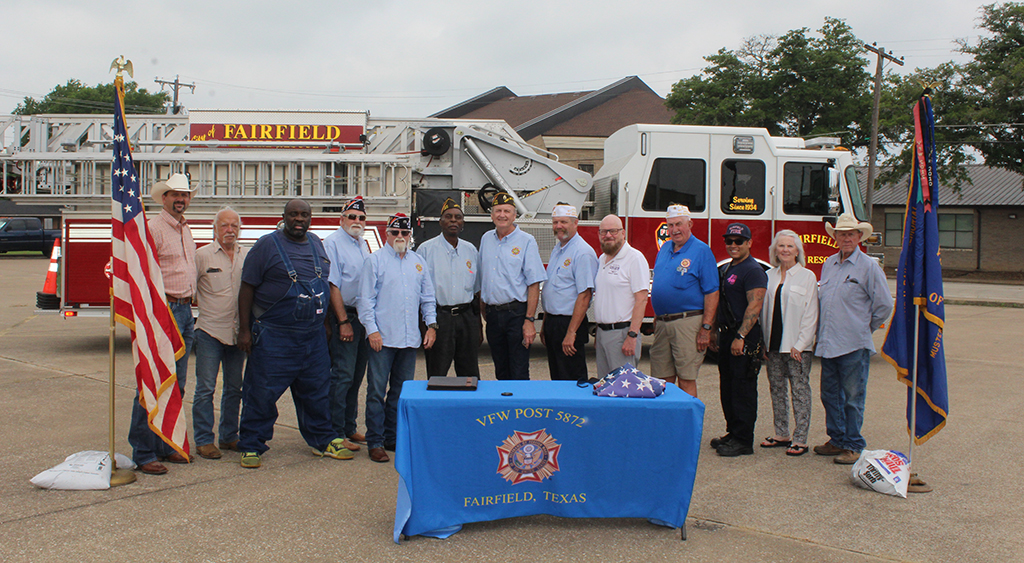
[359,213,437,463]
[710,223,767,457]
[416,198,481,378]
[814,213,893,465]
[478,192,546,380]
[541,203,598,382]
[323,196,370,451]
[236,199,353,469]
[650,205,719,398]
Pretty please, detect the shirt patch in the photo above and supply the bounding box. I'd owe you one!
[727,274,738,285]
[512,247,521,256]
[563,258,572,268]
[416,263,423,273]
[677,258,691,276]
[607,264,620,275]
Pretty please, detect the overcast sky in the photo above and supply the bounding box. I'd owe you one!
[0,0,996,118]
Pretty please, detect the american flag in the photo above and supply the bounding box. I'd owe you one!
[110,75,190,457]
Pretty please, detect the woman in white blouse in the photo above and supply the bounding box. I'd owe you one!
[759,230,818,456]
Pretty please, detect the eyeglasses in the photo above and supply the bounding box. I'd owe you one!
[724,238,748,246]
[598,228,624,236]
[344,214,366,221]
[388,229,412,237]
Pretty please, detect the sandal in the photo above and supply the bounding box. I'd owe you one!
[786,444,809,456]
[760,437,792,448]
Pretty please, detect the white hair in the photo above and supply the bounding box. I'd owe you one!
[768,229,805,267]
[215,206,242,227]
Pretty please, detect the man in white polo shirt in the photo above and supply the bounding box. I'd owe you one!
[593,215,650,378]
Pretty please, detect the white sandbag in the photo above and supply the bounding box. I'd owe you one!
[850,449,910,498]
[114,452,136,471]
[30,450,112,490]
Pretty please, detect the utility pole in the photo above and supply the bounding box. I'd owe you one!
[154,75,196,115]
[864,43,903,221]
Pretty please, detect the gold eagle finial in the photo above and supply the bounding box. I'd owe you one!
[109,56,134,78]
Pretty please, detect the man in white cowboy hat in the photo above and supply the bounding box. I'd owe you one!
[130,172,198,475]
[814,213,893,465]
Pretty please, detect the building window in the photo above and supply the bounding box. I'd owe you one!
[642,158,706,212]
[885,213,903,246]
[578,163,595,175]
[721,159,765,215]
[884,212,974,249]
[938,213,973,249]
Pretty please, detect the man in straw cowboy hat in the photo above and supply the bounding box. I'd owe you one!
[814,213,893,465]
[130,172,198,475]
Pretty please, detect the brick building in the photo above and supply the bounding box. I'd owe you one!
[430,76,673,175]
[863,165,1024,273]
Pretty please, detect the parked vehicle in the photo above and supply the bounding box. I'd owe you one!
[0,217,59,255]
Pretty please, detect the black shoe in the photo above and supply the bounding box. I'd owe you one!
[383,441,396,452]
[717,441,754,457]
[709,434,731,449]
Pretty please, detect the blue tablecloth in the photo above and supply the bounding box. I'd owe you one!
[394,380,705,542]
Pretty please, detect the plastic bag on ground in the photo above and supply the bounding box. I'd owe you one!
[31,450,112,490]
[850,449,910,498]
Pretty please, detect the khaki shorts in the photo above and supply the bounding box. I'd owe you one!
[650,315,704,381]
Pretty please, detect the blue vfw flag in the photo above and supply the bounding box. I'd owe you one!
[881,91,949,444]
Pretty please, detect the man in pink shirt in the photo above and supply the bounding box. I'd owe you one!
[130,173,198,475]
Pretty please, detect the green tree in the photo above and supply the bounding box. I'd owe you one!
[14,79,168,115]
[957,2,1024,176]
[875,63,978,194]
[666,17,870,142]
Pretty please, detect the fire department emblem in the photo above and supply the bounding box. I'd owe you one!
[563,258,571,268]
[496,429,561,484]
[656,222,669,249]
[512,247,521,256]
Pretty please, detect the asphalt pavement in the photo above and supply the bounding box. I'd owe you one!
[1,255,1021,562]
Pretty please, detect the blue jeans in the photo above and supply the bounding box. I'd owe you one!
[327,309,368,437]
[128,301,194,465]
[365,346,416,449]
[192,329,245,447]
[238,323,335,454]
[819,349,871,452]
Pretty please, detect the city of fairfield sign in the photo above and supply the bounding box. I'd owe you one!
[187,109,367,148]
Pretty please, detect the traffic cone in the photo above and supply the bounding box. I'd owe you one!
[36,238,61,310]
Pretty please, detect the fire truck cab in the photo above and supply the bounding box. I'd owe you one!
[588,124,866,272]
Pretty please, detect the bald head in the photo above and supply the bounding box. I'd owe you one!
[599,214,626,256]
[282,199,312,241]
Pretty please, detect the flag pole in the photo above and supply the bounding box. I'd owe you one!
[109,292,135,486]
[907,305,931,493]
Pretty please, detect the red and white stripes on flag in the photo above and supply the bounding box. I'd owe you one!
[110,75,190,457]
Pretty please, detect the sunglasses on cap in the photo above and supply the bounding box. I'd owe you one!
[724,238,748,246]
[388,229,412,237]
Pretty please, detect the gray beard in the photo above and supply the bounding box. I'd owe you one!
[393,240,408,254]
[346,224,364,238]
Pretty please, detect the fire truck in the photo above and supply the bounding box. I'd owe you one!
[1,111,865,325]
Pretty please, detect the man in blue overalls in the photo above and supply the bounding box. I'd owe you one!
[236,199,353,469]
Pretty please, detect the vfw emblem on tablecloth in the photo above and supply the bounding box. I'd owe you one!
[496,429,561,484]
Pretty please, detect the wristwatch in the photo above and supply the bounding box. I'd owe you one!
[627,330,638,338]
[427,322,439,330]
[701,323,712,331]
[736,333,746,339]
[525,316,536,322]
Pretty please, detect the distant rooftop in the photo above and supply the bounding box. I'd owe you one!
[858,165,1024,206]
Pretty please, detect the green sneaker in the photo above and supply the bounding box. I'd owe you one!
[314,438,354,460]
[240,452,261,469]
